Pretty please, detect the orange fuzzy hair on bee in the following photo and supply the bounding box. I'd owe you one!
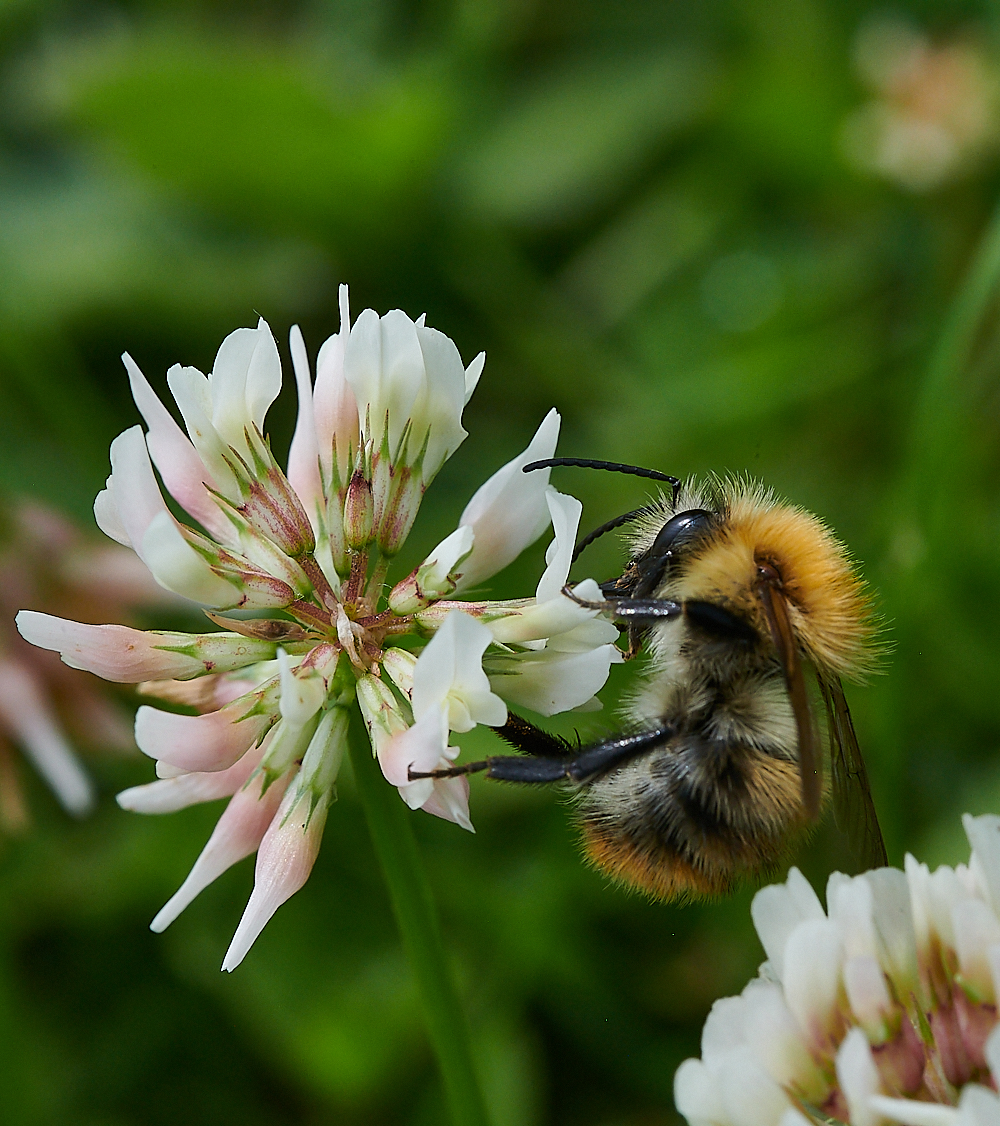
[632,477,877,680]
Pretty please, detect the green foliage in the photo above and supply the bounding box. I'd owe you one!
[2,0,1000,1123]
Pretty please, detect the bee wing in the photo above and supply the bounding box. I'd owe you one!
[757,582,821,820]
[818,673,888,869]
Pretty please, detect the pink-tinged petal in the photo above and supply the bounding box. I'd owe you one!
[421,776,474,833]
[150,766,292,932]
[286,324,323,519]
[314,285,357,483]
[0,659,94,815]
[122,353,230,541]
[16,612,277,683]
[134,684,278,772]
[117,743,266,814]
[221,788,329,972]
[377,704,449,788]
[454,408,560,592]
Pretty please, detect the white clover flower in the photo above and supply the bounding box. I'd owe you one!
[674,813,1000,1126]
[15,289,619,969]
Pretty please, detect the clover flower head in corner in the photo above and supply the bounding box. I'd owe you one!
[15,285,622,970]
[675,813,1000,1126]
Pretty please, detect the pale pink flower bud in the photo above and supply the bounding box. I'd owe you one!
[150,765,293,933]
[15,612,279,683]
[343,470,374,550]
[388,525,474,614]
[375,466,425,556]
[221,788,330,971]
[382,647,418,699]
[134,679,279,772]
[117,743,265,814]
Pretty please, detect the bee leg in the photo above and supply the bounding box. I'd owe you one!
[494,711,577,758]
[409,723,676,786]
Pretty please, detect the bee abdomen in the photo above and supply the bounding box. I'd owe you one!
[578,737,807,900]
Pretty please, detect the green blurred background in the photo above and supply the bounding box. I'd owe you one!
[3,0,1000,1122]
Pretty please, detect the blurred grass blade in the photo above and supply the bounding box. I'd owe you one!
[346,713,491,1126]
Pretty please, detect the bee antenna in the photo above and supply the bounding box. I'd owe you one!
[523,458,681,506]
[571,508,649,563]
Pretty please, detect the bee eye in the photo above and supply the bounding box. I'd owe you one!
[633,509,714,598]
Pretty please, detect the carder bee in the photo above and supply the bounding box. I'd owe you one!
[411,459,886,900]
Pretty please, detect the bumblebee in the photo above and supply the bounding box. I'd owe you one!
[412,459,886,900]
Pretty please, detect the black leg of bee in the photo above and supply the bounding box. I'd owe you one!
[409,723,677,786]
[560,585,757,640]
[494,712,577,758]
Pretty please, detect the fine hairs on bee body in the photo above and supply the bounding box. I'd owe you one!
[410,464,887,903]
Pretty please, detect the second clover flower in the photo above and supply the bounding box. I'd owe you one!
[15,286,621,969]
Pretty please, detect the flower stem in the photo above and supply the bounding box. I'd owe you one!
[346,714,490,1126]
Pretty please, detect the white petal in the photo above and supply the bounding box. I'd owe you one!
[965,815,1000,915]
[488,644,619,716]
[412,323,469,478]
[700,994,747,1063]
[535,488,583,603]
[485,578,604,645]
[221,788,329,971]
[953,898,1000,1001]
[411,610,507,732]
[93,484,131,547]
[150,767,290,932]
[740,978,823,1094]
[286,324,323,518]
[750,867,825,979]
[827,873,878,959]
[313,285,357,482]
[421,776,474,833]
[957,1086,1000,1126]
[836,1027,882,1126]
[719,1045,791,1126]
[454,408,561,591]
[123,352,230,541]
[863,867,920,994]
[244,318,282,433]
[673,1058,729,1126]
[781,918,843,1046]
[869,1096,959,1126]
[464,351,485,404]
[276,649,325,728]
[140,512,238,606]
[166,363,237,495]
[105,426,170,560]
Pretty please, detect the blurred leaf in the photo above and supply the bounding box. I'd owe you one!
[459,46,720,226]
[30,31,452,240]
